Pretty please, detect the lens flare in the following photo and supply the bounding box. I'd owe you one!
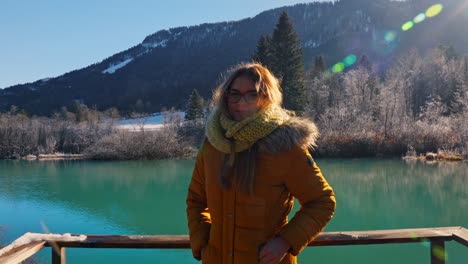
[331,63,345,73]
[41,220,61,256]
[432,245,447,261]
[402,21,414,31]
[426,4,443,18]
[327,3,443,76]
[413,13,426,23]
[343,54,357,66]
[384,31,397,42]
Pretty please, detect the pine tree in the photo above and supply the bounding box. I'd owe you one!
[252,35,274,68]
[71,101,80,115]
[71,101,88,122]
[134,99,145,113]
[270,12,306,112]
[438,44,458,60]
[314,55,327,73]
[464,55,468,82]
[185,89,204,121]
[310,55,327,78]
[357,54,372,72]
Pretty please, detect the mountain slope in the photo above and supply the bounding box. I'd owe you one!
[1,0,466,115]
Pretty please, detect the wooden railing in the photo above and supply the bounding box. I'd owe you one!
[0,226,466,264]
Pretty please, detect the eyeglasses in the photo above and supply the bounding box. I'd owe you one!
[226,90,259,104]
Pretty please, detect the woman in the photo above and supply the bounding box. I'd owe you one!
[186,63,336,264]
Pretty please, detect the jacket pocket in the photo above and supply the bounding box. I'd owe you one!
[235,226,265,252]
[235,197,266,229]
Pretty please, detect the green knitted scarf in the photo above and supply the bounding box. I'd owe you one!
[206,104,291,155]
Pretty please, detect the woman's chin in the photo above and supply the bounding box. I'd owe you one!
[232,116,244,121]
[233,113,250,121]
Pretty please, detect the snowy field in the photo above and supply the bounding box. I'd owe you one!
[116,112,185,131]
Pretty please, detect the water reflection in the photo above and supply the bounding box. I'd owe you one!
[1,159,466,263]
[317,159,467,231]
[0,160,196,235]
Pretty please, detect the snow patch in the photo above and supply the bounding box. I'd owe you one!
[0,233,87,257]
[173,32,182,39]
[222,23,233,32]
[304,40,320,48]
[41,78,51,82]
[142,39,168,48]
[102,58,134,74]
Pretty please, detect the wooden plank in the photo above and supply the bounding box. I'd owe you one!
[52,235,191,248]
[0,226,463,264]
[52,246,66,264]
[308,226,457,246]
[431,240,446,264]
[452,227,468,247]
[0,241,45,264]
[48,227,462,248]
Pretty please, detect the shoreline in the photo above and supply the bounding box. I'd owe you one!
[2,122,466,162]
[2,152,466,162]
[402,150,467,162]
[10,153,86,161]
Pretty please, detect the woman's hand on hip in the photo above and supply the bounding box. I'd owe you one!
[259,236,290,264]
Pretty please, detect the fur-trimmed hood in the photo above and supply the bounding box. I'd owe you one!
[256,115,319,154]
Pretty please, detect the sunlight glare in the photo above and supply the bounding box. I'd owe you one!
[384,31,397,42]
[401,21,414,31]
[432,246,447,261]
[426,4,443,18]
[331,62,345,73]
[343,54,357,66]
[413,13,426,23]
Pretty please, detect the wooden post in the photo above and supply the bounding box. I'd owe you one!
[51,246,66,264]
[430,240,445,264]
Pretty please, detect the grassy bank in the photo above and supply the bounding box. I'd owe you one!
[0,110,202,161]
[0,110,466,161]
[403,148,466,162]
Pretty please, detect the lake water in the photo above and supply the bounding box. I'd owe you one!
[0,159,466,263]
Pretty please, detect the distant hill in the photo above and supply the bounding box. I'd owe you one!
[1,0,467,115]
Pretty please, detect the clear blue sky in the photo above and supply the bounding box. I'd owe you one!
[0,0,330,89]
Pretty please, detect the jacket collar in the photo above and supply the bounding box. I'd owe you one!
[256,115,319,154]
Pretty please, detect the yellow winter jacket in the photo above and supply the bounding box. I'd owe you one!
[186,116,336,264]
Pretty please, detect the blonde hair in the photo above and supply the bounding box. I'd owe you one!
[212,62,283,113]
[212,62,283,194]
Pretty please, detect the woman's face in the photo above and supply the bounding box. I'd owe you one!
[227,75,261,121]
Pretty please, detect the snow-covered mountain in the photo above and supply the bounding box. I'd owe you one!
[1,0,466,115]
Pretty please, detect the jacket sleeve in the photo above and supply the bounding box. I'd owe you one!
[186,145,212,260]
[279,146,336,256]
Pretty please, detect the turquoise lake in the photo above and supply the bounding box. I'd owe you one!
[0,159,466,263]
